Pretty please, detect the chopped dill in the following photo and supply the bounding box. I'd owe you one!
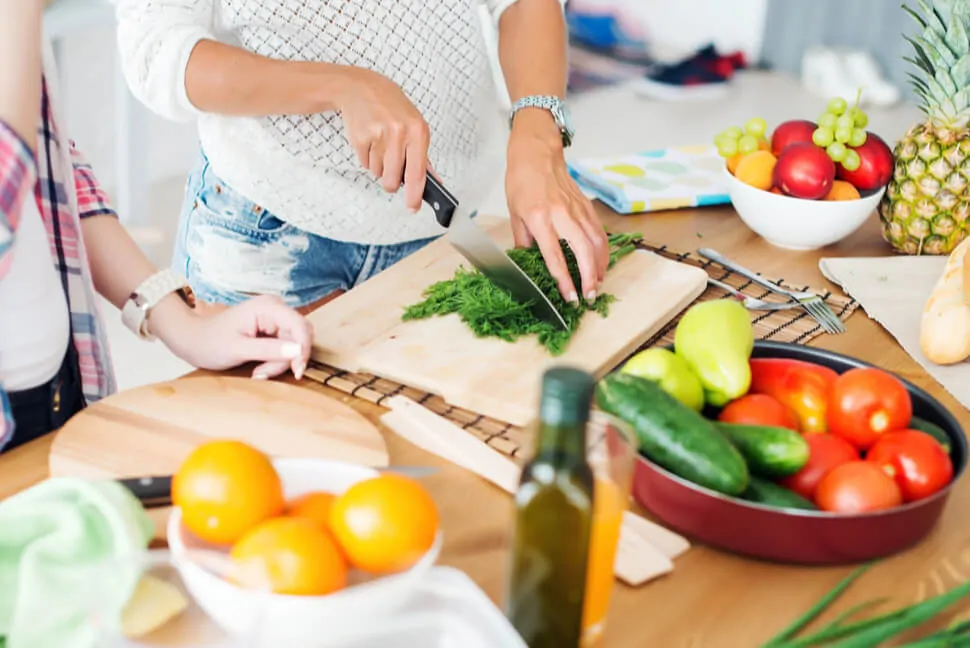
[402,232,643,355]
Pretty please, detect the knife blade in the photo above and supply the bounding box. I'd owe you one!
[421,174,569,331]
[118,466,441,509]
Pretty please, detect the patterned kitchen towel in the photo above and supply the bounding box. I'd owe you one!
[567,145,731,214]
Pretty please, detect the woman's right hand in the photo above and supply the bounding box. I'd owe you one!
[338,69,430,212]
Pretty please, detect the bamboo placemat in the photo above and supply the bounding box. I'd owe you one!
[305,245,858,460]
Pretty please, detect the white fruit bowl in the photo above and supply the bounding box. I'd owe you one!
[724,166,885,251]
[167,458,443,644]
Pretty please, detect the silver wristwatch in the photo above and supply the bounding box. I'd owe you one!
[509,95,575,148]
[121,269,197,341]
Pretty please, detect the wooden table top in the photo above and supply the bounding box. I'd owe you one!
[2,204,966,647]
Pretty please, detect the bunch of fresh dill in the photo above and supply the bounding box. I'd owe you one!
[402,232,642,355]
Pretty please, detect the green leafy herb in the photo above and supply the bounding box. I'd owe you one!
[762,560,970,648]
[763,564,873,647]
[402,232,642,355]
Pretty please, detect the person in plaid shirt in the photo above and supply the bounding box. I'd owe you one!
[0,0,314,453]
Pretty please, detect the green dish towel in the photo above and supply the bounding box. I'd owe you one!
[0,478,154,648]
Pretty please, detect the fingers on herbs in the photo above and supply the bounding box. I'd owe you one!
[529,209,578,303]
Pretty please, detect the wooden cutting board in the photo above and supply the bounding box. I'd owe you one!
[308,216,708,426]
[49,375,390,480]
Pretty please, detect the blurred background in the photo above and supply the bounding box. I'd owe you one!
[44,0,921,388]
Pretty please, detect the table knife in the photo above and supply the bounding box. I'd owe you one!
[421,173,569,331]
[118,466,440,509]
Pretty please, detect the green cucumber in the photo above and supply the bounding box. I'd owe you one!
[741,476,817,511]
[595,373,749,496]
[909,416,953,454]
[715,422,810,478]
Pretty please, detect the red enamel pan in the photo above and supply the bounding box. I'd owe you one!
[631,341,967,565]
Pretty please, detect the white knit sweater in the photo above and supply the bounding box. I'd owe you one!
[112,0,557,245]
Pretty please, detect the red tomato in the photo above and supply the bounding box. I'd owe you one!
[778,434,859,500]
[717,394,799,430]
[815,462,903,514]
[827,368,912,451]
[866,430,953,502]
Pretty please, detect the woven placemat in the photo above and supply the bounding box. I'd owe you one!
[305,245,858,460]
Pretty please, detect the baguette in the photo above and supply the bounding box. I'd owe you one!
[920,237,970,364]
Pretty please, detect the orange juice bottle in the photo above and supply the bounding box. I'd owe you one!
[581,477,624,643]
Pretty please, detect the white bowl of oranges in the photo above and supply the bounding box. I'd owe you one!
[716,96,893,251]
[167,440,442,643]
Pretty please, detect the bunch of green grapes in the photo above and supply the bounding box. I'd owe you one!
[714,118,768,158]
[811,94,868,171]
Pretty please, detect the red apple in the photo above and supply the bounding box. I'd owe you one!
[771,120,818,157]
[773,142,836,200]
[837,132,894,192]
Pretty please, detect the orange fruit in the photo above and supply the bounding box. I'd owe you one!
[172,440,284,546]
[758,137,771,152]
[824,180,862,201]
[287,491,337,532]
[734,150,777,191]
[329,474,439,574]
[726,153,744,175]
[230,517,347,596]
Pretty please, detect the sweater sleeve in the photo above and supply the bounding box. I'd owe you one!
[0,120,37,280]
[483,0,566,26]
[110,0,215,122]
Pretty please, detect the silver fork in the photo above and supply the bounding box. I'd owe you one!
[706,278,799,312]
[698,248,846,334]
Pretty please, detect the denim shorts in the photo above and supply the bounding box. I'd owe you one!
[172,152,438,308]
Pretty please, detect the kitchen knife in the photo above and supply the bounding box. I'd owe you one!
[118,466,440,509]
[421,173,569,331]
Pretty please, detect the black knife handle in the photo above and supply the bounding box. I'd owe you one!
[118,475,173,508]
[421,173,458,228]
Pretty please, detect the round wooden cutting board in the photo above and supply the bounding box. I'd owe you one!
[49,375,390,480]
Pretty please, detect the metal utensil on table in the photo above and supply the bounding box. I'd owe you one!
[706,278,799,312]
[118,466,440,508]
[697,248,846,334]
[421,173,569,331]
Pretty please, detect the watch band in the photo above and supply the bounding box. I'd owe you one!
[509,95,575,148]
[121,269,196,341]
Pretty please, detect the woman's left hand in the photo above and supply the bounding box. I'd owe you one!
[156,294,313,380]
[505,112,609,305]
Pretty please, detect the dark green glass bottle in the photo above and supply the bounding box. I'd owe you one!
[505,367,595,648]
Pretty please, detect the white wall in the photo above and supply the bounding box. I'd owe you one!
[55,23,200,198]
[54,0,769,198]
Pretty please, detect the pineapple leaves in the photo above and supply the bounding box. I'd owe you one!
[920,29,958,67]
[944,7,970,55]
[903,54,934,77]
[935,66,959,97]
[903,3,929,29]
[926,73,955,103]
[951,54,970,93]
[925,0,948,34]
[905,35,938,74]
[906,70,931,94]
[951,88,970,128]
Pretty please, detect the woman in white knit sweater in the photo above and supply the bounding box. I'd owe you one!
[111,0,608,312]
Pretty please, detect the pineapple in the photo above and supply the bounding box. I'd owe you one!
[879,0,970,255]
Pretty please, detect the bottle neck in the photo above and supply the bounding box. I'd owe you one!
[535,420,587,462]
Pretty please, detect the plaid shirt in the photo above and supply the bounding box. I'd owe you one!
[0,78,117,451]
